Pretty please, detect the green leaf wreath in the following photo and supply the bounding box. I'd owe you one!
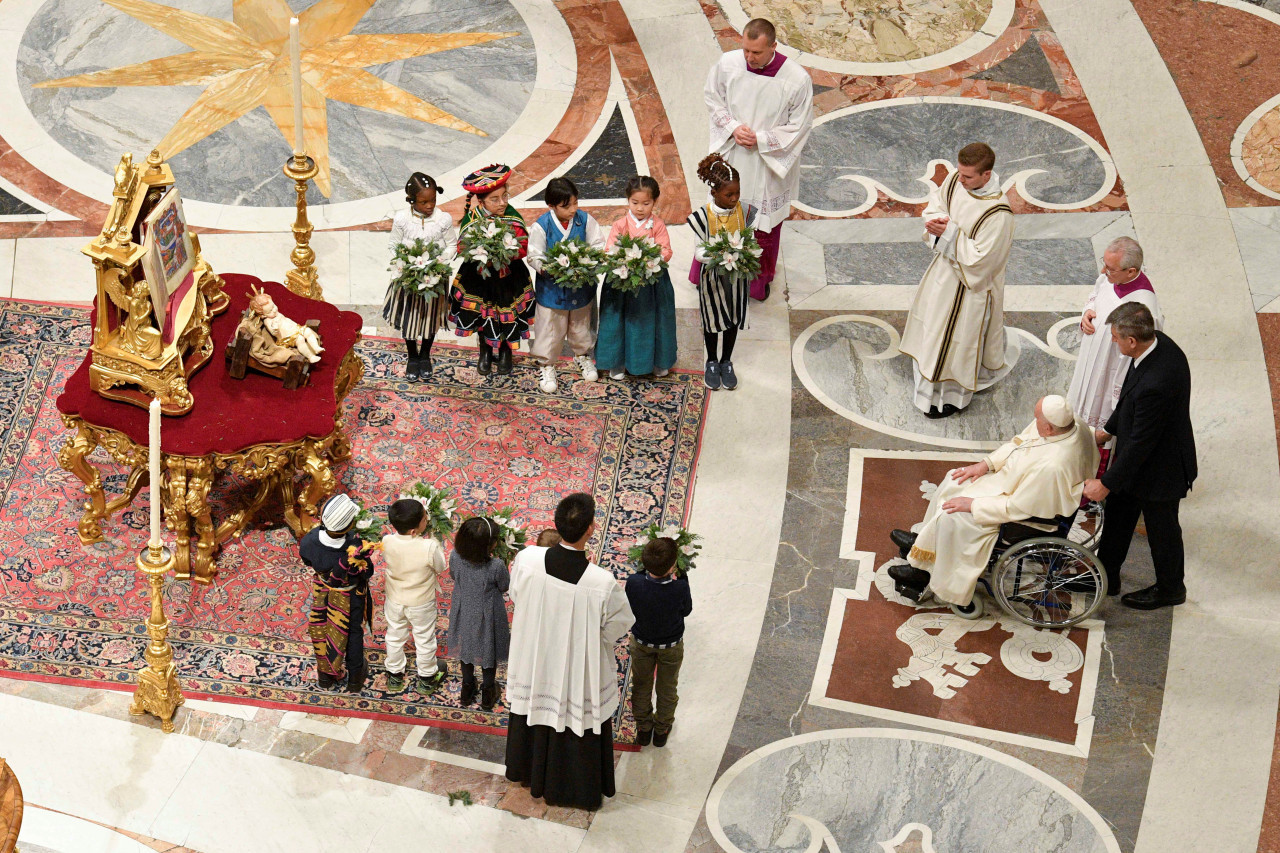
[626,521,702,578]
[699,227,763,281]
[398,482,461,540]
[459,217,520,278]
[545,238,607,290]
[605,233,667,294]
[488,506,530,564]
[351,502,384,545]
[389,238,453,300]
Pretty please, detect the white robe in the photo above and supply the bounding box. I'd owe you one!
[505,546,635,736]
[1066,274,1163,430]
[900,171,1015,413]
[907,418,1100,605]
[704,50,814,232]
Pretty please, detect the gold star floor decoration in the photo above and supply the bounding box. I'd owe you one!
[36,0,518,197]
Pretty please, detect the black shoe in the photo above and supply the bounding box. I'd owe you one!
[889,529,917,558]
[888,563,930,591]
[894,581,926,603]
[496,344,513,375]
[317,673,336,689]
[386,670,405,692]
[924,404,961,419]
[637,728,653,747]
[477,345,493,375]
[345,665,366,694]
[1121,584,1185,610]
[1106,577,1121,596]
[460,681,476,707]
[652,728,670,748]
[405,358,421,379]
[481,684,499,711]
[419,353,433,379]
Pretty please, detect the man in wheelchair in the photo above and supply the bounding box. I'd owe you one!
[889,395,1100,606]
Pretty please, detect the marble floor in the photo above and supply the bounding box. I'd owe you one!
[3,0,1280,852]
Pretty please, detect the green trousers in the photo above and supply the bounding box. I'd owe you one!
[629,637,684,734]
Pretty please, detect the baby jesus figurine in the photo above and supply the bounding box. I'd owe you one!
[248,286,323,363]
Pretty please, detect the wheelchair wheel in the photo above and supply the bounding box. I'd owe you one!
[1067,500,1105,551]
[993,537,1107,628]
[950,596,985,620]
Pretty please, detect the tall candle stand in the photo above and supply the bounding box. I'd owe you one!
[282,152,322,300]
[128,540,184,733]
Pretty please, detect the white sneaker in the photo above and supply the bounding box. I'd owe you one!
[574,355,598,382]
[654,367,670,377]
[610,369,625,380]
[538,366,558,394]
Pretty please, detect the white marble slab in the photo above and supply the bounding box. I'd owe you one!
[278,711,371,745]
[18,806,156,853]
[12,236,96,303]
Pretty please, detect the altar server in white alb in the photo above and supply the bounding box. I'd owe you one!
[703,17,813,301]
[504,492,634,811]
[900,142,1015,418]
[1066,236,1162,431]
[887,396,1099,606]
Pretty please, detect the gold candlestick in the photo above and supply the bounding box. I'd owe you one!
[129,541,184,733]
[283,152,322,300]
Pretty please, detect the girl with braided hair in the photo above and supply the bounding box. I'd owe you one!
[384,172,456,379]
[686,153,757,390]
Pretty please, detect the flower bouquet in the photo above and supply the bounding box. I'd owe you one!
[699,227,762,281]
[389,238,452,300]
[627,521,702,577]
[460,217,520,278]
[545,238,607,290]
[351,502,384,545]
[605,233,667,294]
[399,482,460,540]
[488,506,529,564]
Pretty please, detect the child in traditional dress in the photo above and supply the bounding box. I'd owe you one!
[687,154,757,391]
[527,177,604,394]
[624,537,692,748]
[382,498,447,694]
[597,176,678,381]
[448,164,535,377]
[447,517,511,711]
[300,494,375,693]
[384,173,457,379]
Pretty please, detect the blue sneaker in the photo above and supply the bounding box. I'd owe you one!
[720,361,738,390]
[703,359,721,390]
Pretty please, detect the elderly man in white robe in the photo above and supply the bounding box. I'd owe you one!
[703,17,813,301]
[888,395,1100,606]
[900,142,1015,418]
[1067,236,1163,432]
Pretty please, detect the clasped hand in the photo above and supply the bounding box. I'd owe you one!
[925,216,949,237]
[733,125,757,148]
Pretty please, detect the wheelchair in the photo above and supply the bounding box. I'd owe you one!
[948,501,1106,628]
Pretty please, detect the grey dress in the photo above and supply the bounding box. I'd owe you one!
[447,553,511,668]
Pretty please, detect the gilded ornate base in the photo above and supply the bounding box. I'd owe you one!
[129,544,185,733]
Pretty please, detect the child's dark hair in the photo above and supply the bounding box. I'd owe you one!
[388,498,426,535]
[642,537,679,576]
[461,187,503,221]
[554,492,595,543]
[625,175,661,201]
[696,154,739,191]
[405,172,438,204]
[454,516,495,563]
[544,177,578,208]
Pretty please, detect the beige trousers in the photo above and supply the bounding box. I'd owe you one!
[530,304,595,365]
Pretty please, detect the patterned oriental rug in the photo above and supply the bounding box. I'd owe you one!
[0,299,710,748]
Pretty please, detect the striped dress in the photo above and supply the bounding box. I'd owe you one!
[382,208,457,340]
[686,201,758,333]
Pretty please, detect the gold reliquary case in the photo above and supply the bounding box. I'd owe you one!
[87,149,230,415]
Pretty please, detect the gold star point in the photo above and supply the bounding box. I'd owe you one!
[36,0,518,197]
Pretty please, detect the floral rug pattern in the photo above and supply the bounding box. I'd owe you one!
[0,301,709,746]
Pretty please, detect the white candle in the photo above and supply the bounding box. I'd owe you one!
[149,398,161,547]
[289,18,304,155]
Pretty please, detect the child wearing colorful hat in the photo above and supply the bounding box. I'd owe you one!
[448,164,535,376]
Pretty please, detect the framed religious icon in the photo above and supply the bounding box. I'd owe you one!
[140,186,196,342]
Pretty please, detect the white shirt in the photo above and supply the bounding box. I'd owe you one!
[526,212,605,273]
[1132,336,1157,368]
[389,208,457,260]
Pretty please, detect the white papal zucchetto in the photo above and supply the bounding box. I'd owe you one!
[1042,395,1075,428]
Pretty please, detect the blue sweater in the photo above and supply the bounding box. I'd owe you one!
[624,572,692,646]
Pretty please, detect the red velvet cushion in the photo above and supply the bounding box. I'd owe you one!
[56,273,363,455]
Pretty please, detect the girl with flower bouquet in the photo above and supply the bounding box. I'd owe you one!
[526,177,606,394]
[596,176,678,381]
[384,173,458,379]
[447,516,512,711]
[448,164,535,377]
[687,154,758,391]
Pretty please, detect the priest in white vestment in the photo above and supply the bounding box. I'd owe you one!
[1067,236,1163,430]
[504,492,634,810]
[888,396,1100,606]
[703,17,813,301]
[899,143,1015,418]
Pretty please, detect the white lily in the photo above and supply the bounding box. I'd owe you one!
[472,249,490,266]
[556,254,571,268]
[635,535,650,547]
[625,244,642,261]
[483,222,499,238]
[614,265,629,279]
[726,232,744,250]
[502,233,519,251]
[681,544,698,555]
[566,242,579,254]
[661,524,682,539]
[356,518,372,530]
[644,259,660,273]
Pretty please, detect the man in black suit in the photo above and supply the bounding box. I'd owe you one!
[1082,302,1196,610]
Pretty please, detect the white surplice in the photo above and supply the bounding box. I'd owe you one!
[900,170,1015,413]
[1066,273,1163,429]
[907,417,1100,605]
[704,50,814,232]
[505,546,635,736]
